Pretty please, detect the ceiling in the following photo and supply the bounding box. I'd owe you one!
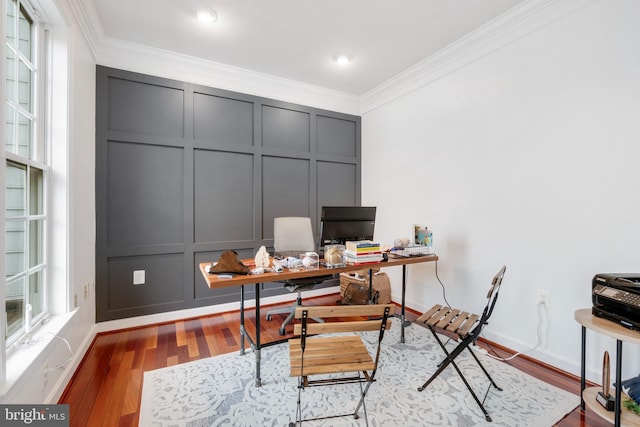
[85,0,524,96]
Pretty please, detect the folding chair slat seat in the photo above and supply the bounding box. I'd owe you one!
[446,311,473,334]
[414,266,507,423]
[288,304,394,426]
[455,313,479,337]
[435,308,462,330]
[289,336,375,377]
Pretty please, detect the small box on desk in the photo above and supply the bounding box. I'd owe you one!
[323,244,345,268]
[299,252,319,270]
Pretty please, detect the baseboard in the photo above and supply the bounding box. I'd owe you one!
[49,324,97,403]
[95,286,341,334]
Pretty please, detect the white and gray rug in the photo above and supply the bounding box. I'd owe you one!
[140,324,579,426]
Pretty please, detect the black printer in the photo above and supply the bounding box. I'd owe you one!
[592,273,640,330]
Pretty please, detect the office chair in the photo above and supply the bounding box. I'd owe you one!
[415,265,507,422]
[288,304,394,426]
[266,217,331,336]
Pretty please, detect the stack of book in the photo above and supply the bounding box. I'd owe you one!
[344,240,383,265]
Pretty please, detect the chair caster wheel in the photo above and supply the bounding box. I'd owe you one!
[279,328,286,336]
[417,387,424,392]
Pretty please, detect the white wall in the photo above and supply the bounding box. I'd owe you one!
[363,0,640,382]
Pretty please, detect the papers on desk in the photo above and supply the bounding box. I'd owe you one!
[390,246,431,257]
[275,256,302,269]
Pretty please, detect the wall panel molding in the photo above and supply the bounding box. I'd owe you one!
[95,66,361,321]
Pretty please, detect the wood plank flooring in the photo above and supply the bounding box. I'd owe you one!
[58,294,610,426]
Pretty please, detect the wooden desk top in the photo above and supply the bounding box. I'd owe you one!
[575,308,640,345]
[199,254,438,289]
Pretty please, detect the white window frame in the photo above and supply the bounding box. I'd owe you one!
[2,0,49,349]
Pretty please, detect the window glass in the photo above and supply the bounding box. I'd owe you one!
[6,0,17,44]
[18,4,32,61]
[5,219,25,279]
[5,48,16,103]
[5,277,25,338]
[17,112,30,157]
[18,59,31,112]
[28,219,42,267]
[29,271,43,318]
[5,161,26,218]
[5,105,15,151]
[28,165,42,215]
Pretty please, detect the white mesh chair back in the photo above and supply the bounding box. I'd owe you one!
[274,217,315,253]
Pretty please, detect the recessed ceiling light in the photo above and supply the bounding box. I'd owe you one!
[335,55,350,66]
[196,8,218,24]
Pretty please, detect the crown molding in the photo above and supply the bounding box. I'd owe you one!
[60,0,102,59]
[55,0,598,116]
[61,0,360,114]
[360,0,599,114]
[95,37,361,115]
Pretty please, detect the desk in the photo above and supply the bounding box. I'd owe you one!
[199,254,438,386]
[575,308,640,427]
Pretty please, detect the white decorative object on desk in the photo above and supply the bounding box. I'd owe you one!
[254,245,270,268]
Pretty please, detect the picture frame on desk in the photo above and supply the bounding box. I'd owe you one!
[413,224,432,246]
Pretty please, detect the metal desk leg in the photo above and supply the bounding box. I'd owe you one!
[580,325,586,410]
[368,269,374,302]
[254,283,262,387]
[615,340,622,427]
[401,265,407,343]
[239,285,246,356]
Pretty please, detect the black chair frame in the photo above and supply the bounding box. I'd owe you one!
[416,265,506,422]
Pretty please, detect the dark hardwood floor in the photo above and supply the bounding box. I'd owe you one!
[58,294,609,426]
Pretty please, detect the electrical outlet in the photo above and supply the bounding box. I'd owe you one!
[133,270,145,285]
[536,289,550,306]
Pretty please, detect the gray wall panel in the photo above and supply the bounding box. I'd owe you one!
[262,156,310,239]
[317,115,357,157]
[107,253,184,311]
[107,77,184,137]
[96,66,361,321]
[194,93,253,146]
[262,106,310,151]
[317,161,358,210]
[194,150,254,243]
[107,141,184,247]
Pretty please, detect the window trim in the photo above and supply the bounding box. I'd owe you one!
[3,0,50,350]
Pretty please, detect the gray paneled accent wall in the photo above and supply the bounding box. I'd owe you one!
[95,66,362,322]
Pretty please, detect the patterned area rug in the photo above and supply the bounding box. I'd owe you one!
[140,323,579,426]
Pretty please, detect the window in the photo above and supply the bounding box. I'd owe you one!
[4,0,47,346]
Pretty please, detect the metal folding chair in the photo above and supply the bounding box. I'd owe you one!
[288,304,394,426]
[415,265,507,422]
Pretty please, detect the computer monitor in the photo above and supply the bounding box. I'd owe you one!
[319,206,377,247]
